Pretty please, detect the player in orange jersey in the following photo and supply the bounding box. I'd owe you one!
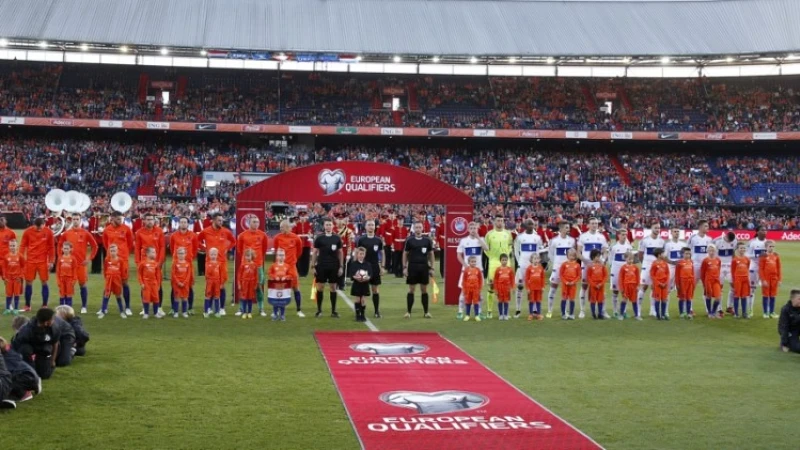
[2,240,24,315]
[586,249,608,320]
[674,248,695,319]
[135,213,165,310]
[618,252,641,320]
[237,249,259,320]
[20,217,55,309]
[204,248,223,318]
[268,248,296,321]
[759,240,782,319]
[493,255,515,320]
[730,242,751,318]
[559,249,581,320]
[103,211,135,315]
[461,256,483,321]
[235,216,269,317]
[700,244,722,319]
[171,247,194,319]
[137,247,162,319]
[524,253,545,321]
[56,242,78,307]
[59,213,99,314]
[0,215,18,281]
[198,213,236,315]
[650,248,671,320]
[99,244,126,319]
[169,217,198,314]
[271,220,305,317]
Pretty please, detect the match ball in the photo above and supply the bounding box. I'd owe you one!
[356,269,368,280]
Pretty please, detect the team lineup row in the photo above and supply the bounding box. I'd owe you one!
[456,217,782,321]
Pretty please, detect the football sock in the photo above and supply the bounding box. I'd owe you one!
[123,285,131,309]
[740,298,747,317]
[407,293,414,313]
[330,292,337,313]
[770,297,776,314]
[560,300,567,316]
[220,288,226,309]
[294,290,302,311]
[80,286,88,308]
[42,284,49,306]
[620,302,627,316]
[528,302,534,315]
[372,293,380,313]
[144,303,150,315]
[632,301,640,318]
[101,297,109,312]
[188,288,194,310]
[569,300,575,315]
[316,291,323,312]
[116,298,123,313]
[712,300,720,315]
[465,304,472,316]
[421,293,429,314]
[5,297,10,310]
[590,303,597,319]
[547,286,556,312]
[24,284,32,307]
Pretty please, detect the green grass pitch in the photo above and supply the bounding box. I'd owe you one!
[1,241,797,450]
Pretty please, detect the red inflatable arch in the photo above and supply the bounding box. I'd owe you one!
[235,161,474,306]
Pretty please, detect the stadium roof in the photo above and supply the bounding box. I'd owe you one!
[0,0,798,57]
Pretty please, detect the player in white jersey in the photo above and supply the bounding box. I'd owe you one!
[456,222,489,320]
[513,218,543,318]
[713,231,737,313]
[577,217,609,319]
[746,226,768,314]
[663,226,687,292]
[546,222,576,318]
[637,221,666,317]
[609,229,634,317]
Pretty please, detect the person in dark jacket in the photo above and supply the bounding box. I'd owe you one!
[53,306,77,367]
[0,336,41,403]
[0,344,13,409]
[11,308,62,379]
[778,289,800,353]
[56,305,89,357]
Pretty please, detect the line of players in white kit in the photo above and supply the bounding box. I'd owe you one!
[456,217,780,320]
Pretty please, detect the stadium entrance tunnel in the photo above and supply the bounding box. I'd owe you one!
[236,162,474,305]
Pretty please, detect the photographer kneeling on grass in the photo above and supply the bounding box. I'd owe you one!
[779,290,800,353]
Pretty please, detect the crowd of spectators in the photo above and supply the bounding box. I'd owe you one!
[3,62,800,132]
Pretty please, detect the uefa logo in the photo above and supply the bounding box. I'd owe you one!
[351,343,429,355]
[380,391,489,415]
[319,169,346,195]
[450,217,469,236]
[240,213,258,230]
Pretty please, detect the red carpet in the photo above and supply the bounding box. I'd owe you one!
[315,331,603,450]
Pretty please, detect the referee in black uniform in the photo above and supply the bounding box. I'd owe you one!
[310,219,344,318]
[403,222,435,319]
[356,220,385,318]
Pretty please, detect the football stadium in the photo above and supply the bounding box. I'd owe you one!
[0,0,798,448]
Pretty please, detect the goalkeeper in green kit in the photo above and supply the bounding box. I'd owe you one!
[485,216,514,319]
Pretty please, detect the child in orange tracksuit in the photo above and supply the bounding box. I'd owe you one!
[675,248,695,319]
[56,242,78,307]
[2,240,25,314]
[759,240,782,318]
[238,249,259,319]
[137,247,162,319]
[732,242,751,318]
[618,252,640,320]
[525,253,545,321]
[586,249,608,320]
[100,244,125,319]
[700,245,722,319]
[649,248,671,320]
[461,256,483,321]
[171,247,194,319]
[559,249,581,320]
[205,248,223,318]
[493,254,515,321]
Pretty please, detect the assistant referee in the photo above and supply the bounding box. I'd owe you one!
[311,219,344,318]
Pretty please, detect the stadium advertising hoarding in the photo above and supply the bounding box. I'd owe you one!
[6,116,800,141]
[632,229,800,241]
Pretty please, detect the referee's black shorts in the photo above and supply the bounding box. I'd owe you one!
[406,264,430,285]
[314,265,340,284]
[369,263,382,286]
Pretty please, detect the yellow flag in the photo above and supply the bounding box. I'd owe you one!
[310,278,317,300]
[431,277,440,304]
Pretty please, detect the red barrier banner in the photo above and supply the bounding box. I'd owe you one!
[3,115,800,141]
[631,229,800,241]
[316,331,604,450]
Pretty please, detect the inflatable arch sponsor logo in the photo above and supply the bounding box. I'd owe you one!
[318,168,397,196]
